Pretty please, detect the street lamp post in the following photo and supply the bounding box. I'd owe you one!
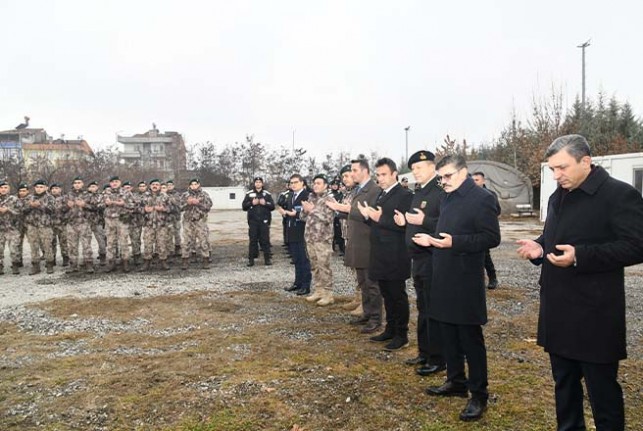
[404,126,410,163]
[577,39,591,111]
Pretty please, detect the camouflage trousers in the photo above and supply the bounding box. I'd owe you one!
[182,219,209,258]
[0,229,21,266]
[143,226,168,260]
[130,224,143,256]
[105,218,130,261]
[164,219,182,254]
[66,222,93,264]
[52,224,68,259]
[91,223,107,255]
[306,240,333,292]
[26,225,54,264]
[17,224,27,261]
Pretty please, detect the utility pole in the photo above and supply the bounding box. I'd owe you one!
[404,126,410,163]
[577,39,591,111]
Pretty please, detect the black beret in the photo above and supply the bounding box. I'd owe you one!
[253,177,264,183]
[138,181,146,186]
[166,179,174,184]
[109,176,120,182]
[313,174,328,183]
[189,178,200,184]
[50,183,61,189]
[339,164,351,175]
[33,179,47,187]
[103,184,110,190]
[0,180,7,187]
[18,182,29,190]
[122,181,131,186]
[88,181,98,186]
[407,150,435,169]
[149,178,161,184]
[72,176,83,182]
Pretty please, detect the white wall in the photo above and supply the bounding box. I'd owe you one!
[202,187,247,210]
[540,152,643,221]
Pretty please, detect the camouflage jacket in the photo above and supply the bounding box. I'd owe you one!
[130,191,146,227]
[23,192,55,227]
[64,189,93,224]
[166,190,181,222]
[141,190,171,228]
[0,194,21,231]
[86,191,104,226]
[103,187,134,222]
[180,188,212,222]
[300,191,337,243]
[51,194,69,226]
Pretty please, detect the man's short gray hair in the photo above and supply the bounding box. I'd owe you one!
[545,134,591,161]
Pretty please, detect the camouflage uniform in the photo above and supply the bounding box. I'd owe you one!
[180,188,212,259]
[129,191,146,263]
[141,190,171,261]
[300,191,337,303]
[103,187,134,263]
[64,189,94,269]
[23,192,55,269]
[0,193,21,273]
[164,189,182,257]
[51,193,69,265]
[87,190,107,261]
[16,193,30,266]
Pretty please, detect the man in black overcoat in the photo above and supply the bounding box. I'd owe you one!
[413,154,500,421]
[517,135,643,431]
[277,174,311,295]
[394,150,446,374]
[358,157,413,351]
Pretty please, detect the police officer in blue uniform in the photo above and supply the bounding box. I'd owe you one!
[242,177,275,267]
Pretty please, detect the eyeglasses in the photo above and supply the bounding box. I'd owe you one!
[437,168,461,183]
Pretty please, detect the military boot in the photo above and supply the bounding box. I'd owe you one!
[160,259,170,271]
[181,258,190,270]
[175,245,181,257]
[202,257,210,269]
[46,261,54,274]
[264,253,272,266]
[350,302,364,316]
[132,254,142,266]
[11,262,20,275]
[122,259,131,273]
[0,266,4,275]
[66,263,79,274]
[62,256,70,267]
[30,262,41,275]
[105,260,117,273]
[99,253,107,266]
[139,259,151,272]
[85,260,95,274]
[306,289,324,303]
[247,258,255,267]
[343,290,362,311]
[317,289,335,306]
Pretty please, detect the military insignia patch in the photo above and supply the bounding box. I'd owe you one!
[420,201,427,209]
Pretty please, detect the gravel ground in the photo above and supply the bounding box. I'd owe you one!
[0,214,641,359]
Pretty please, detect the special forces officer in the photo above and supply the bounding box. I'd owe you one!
[180,178,213,270]
[0,180,21,275]
[23,179,55,274]
[242,177,275,267]
[64,177,95,273]
[103,176,134,273]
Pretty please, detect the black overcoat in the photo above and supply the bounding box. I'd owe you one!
[368,183,413,281]
[429,177,501,325]
[534,166,643,363]
[404,176,444,277]
[284,188,310,243]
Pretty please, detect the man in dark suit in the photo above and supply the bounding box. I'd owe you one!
[394,150,446,374]
[358,157,413,351]
[413,154,500,421]
[327,159,382,333]
[277,174,311,295]
[472,171,501,289]
[517,135,643,431]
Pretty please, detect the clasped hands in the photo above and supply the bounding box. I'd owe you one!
[516,239,575,268]
[357,201,382,222]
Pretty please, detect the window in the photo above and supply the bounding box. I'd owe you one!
[229,193,236,200]
[634,168,643,195]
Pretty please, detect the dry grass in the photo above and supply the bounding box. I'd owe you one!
[1,278,641,431]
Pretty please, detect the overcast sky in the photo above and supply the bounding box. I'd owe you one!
[1,0,641,162]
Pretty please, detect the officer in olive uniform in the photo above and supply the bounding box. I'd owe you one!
[242,177,275,267]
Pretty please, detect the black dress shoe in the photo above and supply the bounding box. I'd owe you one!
[425,381,468,398]
[369,331,394,342]
[459,397,487,421]
[349,316,369,325]
[383,337,409,351]
[284,284,300,292]
[295,288,310,296]
[405,356,427,366]
[360,322,381,334]
[416,363,447,376]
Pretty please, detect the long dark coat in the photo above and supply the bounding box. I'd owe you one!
[344,179,380,269]
[534,166,643,363]
[368,183,413,281]
[429,177,501,325]
[405,176,444,277]
[284,188,310,243]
